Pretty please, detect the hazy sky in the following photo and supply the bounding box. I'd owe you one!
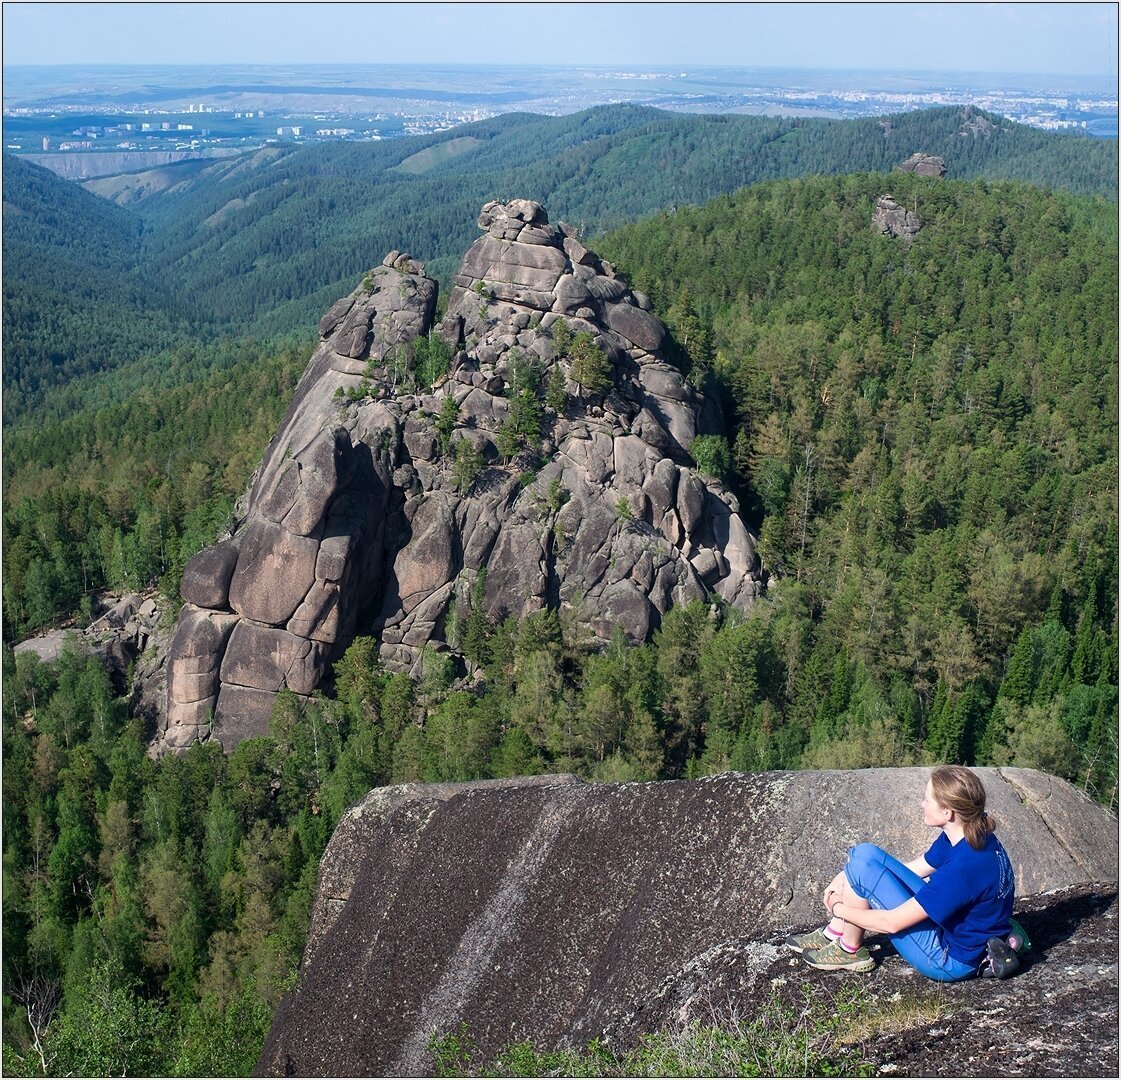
[2,2,1117,78]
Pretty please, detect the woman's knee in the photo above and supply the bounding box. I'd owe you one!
[847,842,887,874]
[843,842,890,896]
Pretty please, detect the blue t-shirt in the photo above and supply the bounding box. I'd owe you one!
[916,831,1015,966]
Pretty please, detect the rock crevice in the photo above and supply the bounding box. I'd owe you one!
[156,201,764,752]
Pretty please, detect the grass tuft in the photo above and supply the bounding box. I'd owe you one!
[429,987,883,1077]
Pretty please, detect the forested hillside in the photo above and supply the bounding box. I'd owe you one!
[1,156,203,421]
[2,341,306,636]
[2,132,1117,1075]
[3,103,1115,423]
[598,172,1117,787]
[124,102,1119,339]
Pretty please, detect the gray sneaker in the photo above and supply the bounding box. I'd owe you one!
[802,938,875,972]
[785,926,836,954]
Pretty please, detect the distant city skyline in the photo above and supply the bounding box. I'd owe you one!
[2,2,1117,78]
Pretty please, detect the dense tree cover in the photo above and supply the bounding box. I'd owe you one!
[1,651,332,1075]
[2,341,305,639]
[1,156,208,422]
[5,175,1115,788]
[2,160,1116,1074]
[4,574,1111,1070]
[2,153,144,270]
[597,172,1116,798]
[127,104,1115,341]
[5,105,1113,424]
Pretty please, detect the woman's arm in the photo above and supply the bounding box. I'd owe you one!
[904,857,935,878]
[831,897,929,936]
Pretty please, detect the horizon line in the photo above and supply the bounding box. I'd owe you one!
[3,61,1115,82]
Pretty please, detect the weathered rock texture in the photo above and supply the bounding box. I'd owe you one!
[873,193,923,241]
[156,201,763,752]
[14,592,161,696]
[159,254,434,750]
[621,879,1117,1079]
[256,767,1118,1077]
[898,151,947,178]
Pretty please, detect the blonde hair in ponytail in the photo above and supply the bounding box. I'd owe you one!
[930,765,996,851]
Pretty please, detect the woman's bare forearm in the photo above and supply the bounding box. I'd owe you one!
[830,897,927,935]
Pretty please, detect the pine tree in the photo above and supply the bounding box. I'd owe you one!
[569,332,612,397]
[1070,597,1102,686]
[998,629,1036,706]
[546,366,567,413]
[435,393,459,456]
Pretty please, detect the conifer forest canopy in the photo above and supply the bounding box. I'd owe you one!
[1,102,1116,1076]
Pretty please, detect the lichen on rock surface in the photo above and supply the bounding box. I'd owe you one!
[255,767,1119,1078]
[154,200,765,753]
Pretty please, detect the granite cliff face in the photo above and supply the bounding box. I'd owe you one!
[872,193,924,240]
[898,151,947,178]
[156,200,763,753]
[256,767,1118,1077]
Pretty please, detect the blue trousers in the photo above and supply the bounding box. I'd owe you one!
[844,842,977,982]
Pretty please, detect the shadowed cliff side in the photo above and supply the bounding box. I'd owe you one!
[150,199,763,754]
[256,767,1117,1077]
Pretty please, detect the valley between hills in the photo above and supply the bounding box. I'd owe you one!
[2,102,1116,1075]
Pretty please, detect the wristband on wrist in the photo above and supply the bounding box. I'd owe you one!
[831,901,842,918]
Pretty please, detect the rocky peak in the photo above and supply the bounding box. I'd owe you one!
[153,200,764,754]
[440,199,693,452]
[872,193,923,241]
[315,250,436,364]
[898,151,947,178]
[959,106,998,138]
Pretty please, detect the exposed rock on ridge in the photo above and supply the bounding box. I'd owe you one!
[14,592,160,696]
[255,767,1118,1077]
[898,151,947,178]
[157,200,763,752]
[159,254,436,750]
[873,193,923,240]
[959,105,998,138]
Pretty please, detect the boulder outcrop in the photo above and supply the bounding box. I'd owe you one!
[14,592,161,696]
[616,879,1118,1078]
[873,193,923,241]
[898,151,947,178]
[155,201,764,753]
[959,106,998,138]
[256,767,1118,1077]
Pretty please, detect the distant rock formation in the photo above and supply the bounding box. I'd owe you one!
[959,106,998,138]
[898,151,947,178]
[872,193,923,240]
[255,767,1119,1077]
[154,200,763,753]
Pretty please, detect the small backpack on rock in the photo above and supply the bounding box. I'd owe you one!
[979,916,1031,979]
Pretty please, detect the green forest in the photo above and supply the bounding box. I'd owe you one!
[3,103,1115,422]
[2,110,1118,1076]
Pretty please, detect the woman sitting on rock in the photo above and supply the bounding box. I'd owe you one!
[787,765,1016,979]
